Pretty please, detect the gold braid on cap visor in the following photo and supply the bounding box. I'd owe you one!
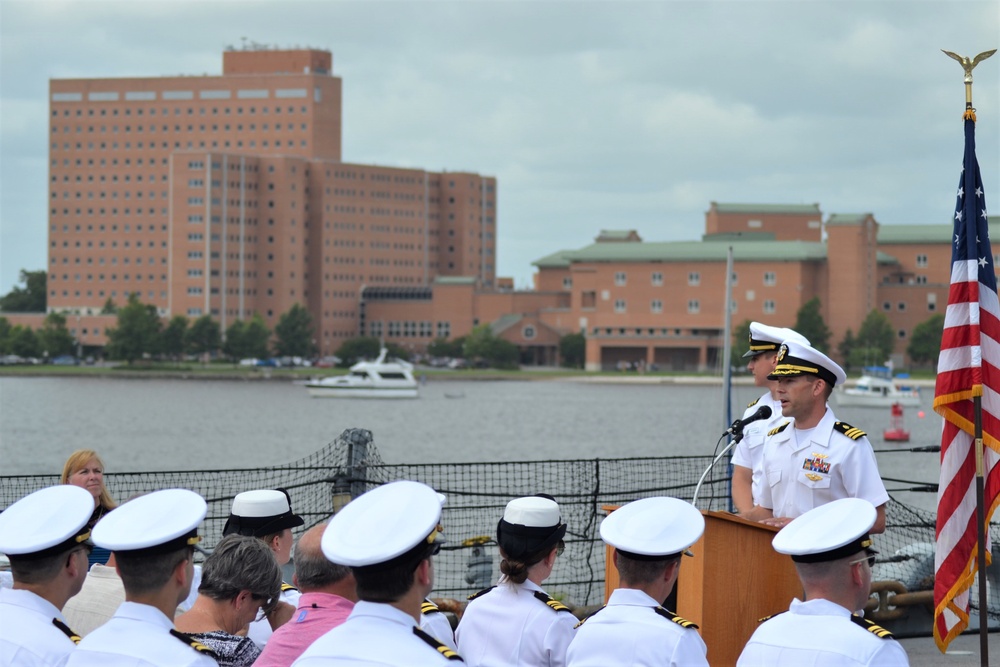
[75,530,92,544]
[770,363,821,376]
[748,342,778,351]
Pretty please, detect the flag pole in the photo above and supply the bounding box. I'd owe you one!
[942,47,996,667]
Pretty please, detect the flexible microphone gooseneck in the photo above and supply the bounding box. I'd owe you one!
[691,405,773,508]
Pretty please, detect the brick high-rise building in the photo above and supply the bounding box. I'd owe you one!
[47,47,496,353]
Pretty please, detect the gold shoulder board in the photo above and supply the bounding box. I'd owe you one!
[768,422,791,437]
[654,606,699,629]
[851,615,894,639]
[533,590,572,613]
[747,396,761,408]
[574,605,605,628]
[52,618,81,644]
[467,586,495,601]
[281,582,299,593]
[413,626,464,661]
[421,599,442,615]
[834,422,867,440]
[169,630,220,658]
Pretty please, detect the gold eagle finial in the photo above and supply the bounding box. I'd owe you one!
[941,49,997,83]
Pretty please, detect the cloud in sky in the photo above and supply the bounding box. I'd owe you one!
[1,0,997,292]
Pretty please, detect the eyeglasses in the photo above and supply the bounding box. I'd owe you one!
[849,554,877,568]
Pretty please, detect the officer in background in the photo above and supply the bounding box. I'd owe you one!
[0,485,94,666]
[223,488,305,647]
[293,480,462,665]
[420,493,457,650]
[738,498,909,666]
[756,340,889,532]
[567,497,707,667]
[66,489,217,667]
[732,323,810,518]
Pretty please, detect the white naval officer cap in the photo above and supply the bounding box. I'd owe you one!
[497,495,567,561]
[223,488,305,538]
[600,497,705,560]
[767,339,847,387]
[322,480,442,568]
[742,322,810,358]
[0,485,94,560]
[92,489,207,555]
[772,498,878,563]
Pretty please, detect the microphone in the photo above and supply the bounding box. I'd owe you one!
[724,405,773,442]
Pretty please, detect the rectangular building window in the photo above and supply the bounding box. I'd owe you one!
[687,300,700,314]
[651,272,663,286]
[928,293,937,311]
[614,299,626,313]
[916,254,928,268]
[614,271,626,286]
[688,272,700,286]
[581,290,596,309]
[763,300,776,314]
[562,277,573,290]
[436,321,451,339]
[763,272,776,286]
[651,299,663,313]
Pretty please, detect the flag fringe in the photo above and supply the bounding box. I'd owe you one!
[964,109,977,122]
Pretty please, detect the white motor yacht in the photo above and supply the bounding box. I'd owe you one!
[306,348,419,398]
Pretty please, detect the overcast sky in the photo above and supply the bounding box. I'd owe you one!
[1,0,998,293]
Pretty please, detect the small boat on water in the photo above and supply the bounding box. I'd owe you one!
[306,348,419,399]
[835,375,921,408]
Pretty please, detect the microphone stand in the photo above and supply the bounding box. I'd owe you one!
[691,425,746,508]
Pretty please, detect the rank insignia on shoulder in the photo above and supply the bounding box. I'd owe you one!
[757,610,786,624]
[851,615,894,639]
[654,606,699,629]
[467,586,495,601]
[747,397,761,408]
[574,605,605,628]
[834,422,866,440]
[421,599,442,615]
[281,582,299,593]
[413,626,464,661]
[533,590,572,613]
[170,629,219,658]
[768,422,791,437]
[52,618,81,644]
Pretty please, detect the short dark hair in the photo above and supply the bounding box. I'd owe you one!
[352,542,436,603]
[615,551,678,586]
[116,545,193,596]
[8,546,85,585]
[294,538,351,590]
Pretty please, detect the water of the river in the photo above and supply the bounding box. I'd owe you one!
[0,375,942,512]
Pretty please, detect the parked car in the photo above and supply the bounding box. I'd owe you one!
[238,358,259,367]
[51,355,79,366]
[255,358,279,367]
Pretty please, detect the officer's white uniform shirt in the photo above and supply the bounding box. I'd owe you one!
[731,392,786,506]
[758,407,889,519]
[421,604,457,651]
[293,599,458,666]
[248,585,301,648]
[566,588,707,667]
[456,578,577,667]
[65,601,216,667]
[737,598,909,667]
[0,587,78,667]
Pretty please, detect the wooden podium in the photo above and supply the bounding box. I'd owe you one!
[602,508,801,667]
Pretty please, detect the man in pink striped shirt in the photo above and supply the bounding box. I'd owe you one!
[256,525,357,667]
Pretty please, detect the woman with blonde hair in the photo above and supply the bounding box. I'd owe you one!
[61,449,118,567]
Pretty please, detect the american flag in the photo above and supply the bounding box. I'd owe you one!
[933,116,1000,652]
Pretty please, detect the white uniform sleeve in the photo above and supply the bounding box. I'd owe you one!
[866,640,910,667]
[542,613,577,667]
[670,628,709,667]
[842,436,890,507]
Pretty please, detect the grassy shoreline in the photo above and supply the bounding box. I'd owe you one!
[0,364,939,386]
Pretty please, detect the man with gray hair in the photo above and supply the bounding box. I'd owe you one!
[256,524,357,667]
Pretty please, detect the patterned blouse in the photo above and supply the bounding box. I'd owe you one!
[190,630,261,667]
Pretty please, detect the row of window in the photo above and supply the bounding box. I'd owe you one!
[368,321,451,339]
[606,271,777,288]
[609,299,777,315]
[53,105,310,117]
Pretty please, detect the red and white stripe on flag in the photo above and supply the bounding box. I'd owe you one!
[933,117,1000,653]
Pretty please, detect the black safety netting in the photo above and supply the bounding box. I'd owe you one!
[3,428,998,633]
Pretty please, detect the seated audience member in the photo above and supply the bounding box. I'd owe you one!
[293,480,460,665]
[61,450,118,568]
[256,524,357,667]
[0,485,94,666]
[456,494,576,667]
[737,498,909,666]
[62,553,125,636]
[176,534,282,667]
[567,496,707,667]
[66,489,217,667]
[223,488,304,647]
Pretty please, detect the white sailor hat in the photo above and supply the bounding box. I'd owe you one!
[600,497,705,560]
[497,495,567,561]
[743,322,811,358]
[92,489,207,555]
[767,339,847,387]
[322,480,442,568]
[223,488,304,537]
[0,486,94,560]
[772,498,878,563]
